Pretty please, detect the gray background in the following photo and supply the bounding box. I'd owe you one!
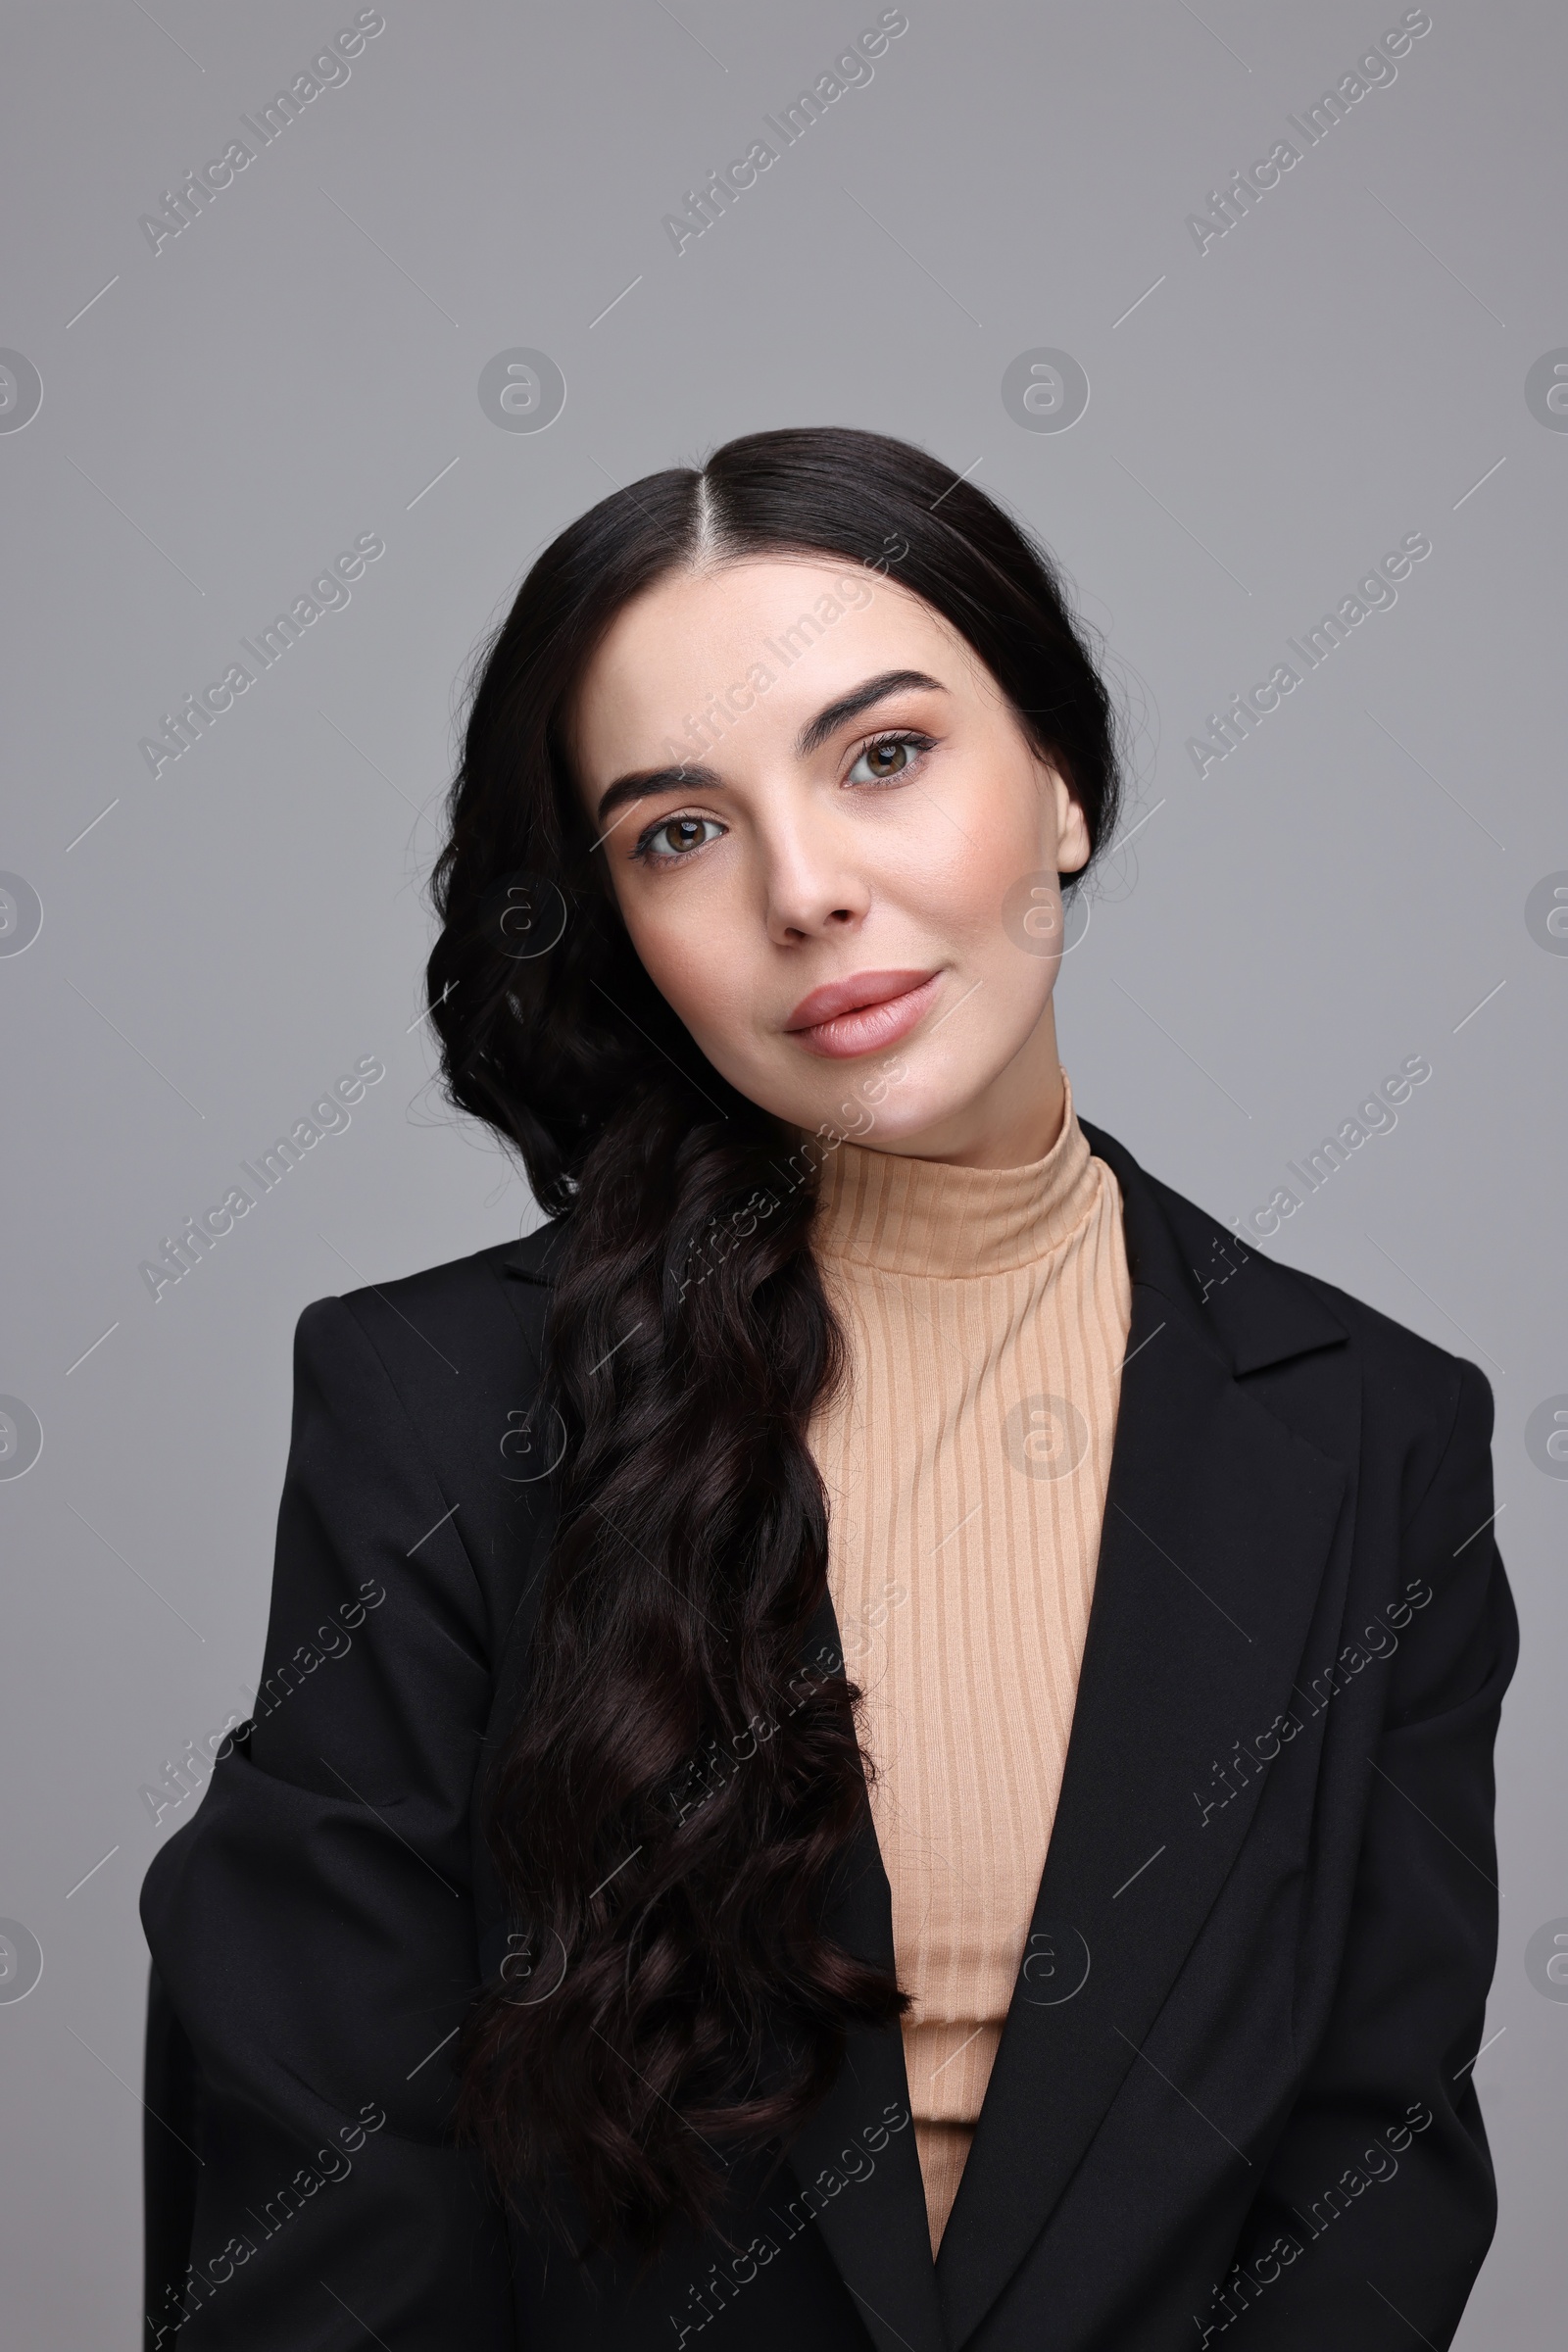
[3,0,1564,2339]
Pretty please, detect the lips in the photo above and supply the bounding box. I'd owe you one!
[784,968,943,1060]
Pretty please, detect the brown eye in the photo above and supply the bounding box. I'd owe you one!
[641,814,723,861]
[846,733,928,786]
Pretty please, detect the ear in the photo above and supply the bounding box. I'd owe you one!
[1046,765,1092,877]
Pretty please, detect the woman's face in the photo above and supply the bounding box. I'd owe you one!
[570,557,1091,1168]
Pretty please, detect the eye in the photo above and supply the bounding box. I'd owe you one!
[845,730,933,787]
[635,812,725,863]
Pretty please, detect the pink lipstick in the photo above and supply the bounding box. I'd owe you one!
[783,968,943,1059]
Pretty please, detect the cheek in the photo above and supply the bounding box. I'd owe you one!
[932,760,1061,926]
[878,783,1042,946]
[622,895,751,1047]
[912,823,1057,985]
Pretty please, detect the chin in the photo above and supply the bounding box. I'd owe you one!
[819,1088,965,1156]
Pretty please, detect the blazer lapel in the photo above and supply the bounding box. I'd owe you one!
[777,1583,951,2352]
[489,1263,945,2350]
[935,1139,1350,2349]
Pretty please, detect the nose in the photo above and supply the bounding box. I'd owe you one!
[760,809,871,948]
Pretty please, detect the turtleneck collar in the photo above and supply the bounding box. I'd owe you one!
[810,1072,1101,1280]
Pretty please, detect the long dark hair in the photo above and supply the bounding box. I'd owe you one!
[427,426,1121,2254]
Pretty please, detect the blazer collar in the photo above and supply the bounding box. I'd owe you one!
[1078,1116,1347,1375]
[782,1125,1352,2351]
[928,1124,1350,2346]
[502,1216,567,1288]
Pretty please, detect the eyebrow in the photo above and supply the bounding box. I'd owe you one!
[594,760,721,831]
[593,667,948,829]
[794,667,947,757]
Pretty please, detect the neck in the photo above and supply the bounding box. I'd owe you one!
[855,1002,1068,1171]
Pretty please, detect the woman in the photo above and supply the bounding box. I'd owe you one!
[141,427,1515,2351]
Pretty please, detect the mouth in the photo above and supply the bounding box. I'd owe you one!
[783,968,944,1060]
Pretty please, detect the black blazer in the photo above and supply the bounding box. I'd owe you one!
[140,1122,1517,2350]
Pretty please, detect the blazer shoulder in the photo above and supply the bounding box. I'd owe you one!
[296,1219,564,1414]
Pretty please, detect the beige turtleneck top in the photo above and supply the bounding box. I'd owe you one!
[807,1076,1132,2254]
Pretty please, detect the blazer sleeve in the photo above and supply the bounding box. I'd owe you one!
[1223,1357,1519,2348]
[139,1295,518,2349]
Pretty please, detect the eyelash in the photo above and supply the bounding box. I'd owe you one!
[629,728,937,865]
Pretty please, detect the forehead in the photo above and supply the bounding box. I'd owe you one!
[571,557,978,777]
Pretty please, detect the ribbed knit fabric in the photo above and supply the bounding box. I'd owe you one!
[806,1076,1132,2253]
